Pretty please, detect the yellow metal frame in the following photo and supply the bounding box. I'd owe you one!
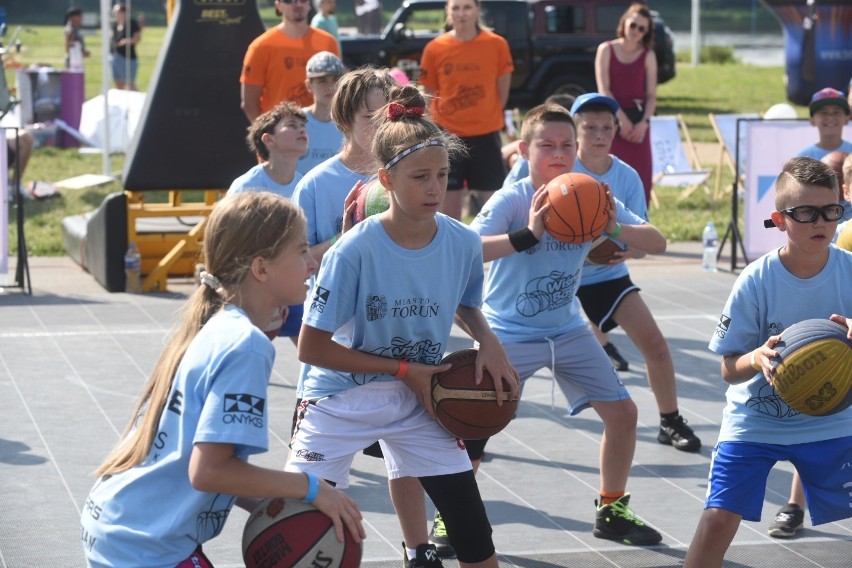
[126,189,225,292]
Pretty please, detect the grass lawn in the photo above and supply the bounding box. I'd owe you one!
[4,25,811,256]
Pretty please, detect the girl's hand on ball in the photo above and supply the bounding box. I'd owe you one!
[400,362,452,418]
[313,482,365,543]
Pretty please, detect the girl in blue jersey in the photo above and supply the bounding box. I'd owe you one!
[287,85,520,568]
[80,193,363,567]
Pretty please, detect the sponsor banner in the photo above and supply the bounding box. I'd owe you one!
[743,119,852,261]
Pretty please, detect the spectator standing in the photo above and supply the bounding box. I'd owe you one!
[595,2,657,204]
[419,0,513,221]
[63,7,90,69]
[311,0,341,55]
[240,0,339,122]
[110,2,143,91]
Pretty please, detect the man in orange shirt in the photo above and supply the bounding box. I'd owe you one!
[240,0,339,122]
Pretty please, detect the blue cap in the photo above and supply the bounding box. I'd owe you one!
[570,93,619,116]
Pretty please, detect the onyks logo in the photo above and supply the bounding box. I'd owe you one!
[715,314,731,339]
[223,393,265,428]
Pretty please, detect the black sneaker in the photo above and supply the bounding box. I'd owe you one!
[657,415,702,452]
[603,342,629,371]
[403,543,444,568]
[767,503,804,538]
[428,512,456,558]
[593,493,662,546]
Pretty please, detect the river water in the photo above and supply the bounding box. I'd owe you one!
[671,32,786,67]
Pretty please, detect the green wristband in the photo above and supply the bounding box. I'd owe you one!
[606,223,623,240]
[329,234,339,246]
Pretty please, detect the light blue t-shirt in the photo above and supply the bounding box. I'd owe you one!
[796,140,852,160]
[576,156,648,286]
[298,111,344,175]
[301,214,484,399]
[81,307,274,567]
[503,156,529,187]
[293,155,370,246]
[708,246,852,445]
[471,177,644,344]
[227,163,302,199]
[311,13,340,53]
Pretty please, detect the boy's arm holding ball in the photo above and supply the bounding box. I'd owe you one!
[602,184,666,254]
[481,184,550,262]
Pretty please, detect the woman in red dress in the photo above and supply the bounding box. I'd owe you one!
[595,2,658,204]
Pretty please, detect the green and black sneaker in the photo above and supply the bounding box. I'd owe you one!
[593,493,662,546]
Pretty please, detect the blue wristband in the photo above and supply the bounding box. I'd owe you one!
[303,472,319,504]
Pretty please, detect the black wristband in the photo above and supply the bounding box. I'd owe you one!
[508,227,540,252]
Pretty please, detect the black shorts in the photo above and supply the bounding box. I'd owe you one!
[447,131,506,191]
[576,274,640,332]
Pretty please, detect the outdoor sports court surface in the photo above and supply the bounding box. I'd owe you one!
[1,242,851,567]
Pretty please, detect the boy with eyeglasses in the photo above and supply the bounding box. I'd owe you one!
[767,88,852,540]
[684,156,852,568]
[240,0,339,122]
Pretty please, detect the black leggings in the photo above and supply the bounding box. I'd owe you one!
[419,471,495,563]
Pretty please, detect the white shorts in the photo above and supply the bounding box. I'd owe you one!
[506,325,631,416]
[285,380,472,488]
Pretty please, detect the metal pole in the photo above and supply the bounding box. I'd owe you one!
[691,0,700,67]
[100,0,111,176]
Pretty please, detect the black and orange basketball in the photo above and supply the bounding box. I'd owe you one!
[586,235,623,265]
[431,348,518,440]
[769,318,852,416]
[243,497,361,568]
[542,172,610,244]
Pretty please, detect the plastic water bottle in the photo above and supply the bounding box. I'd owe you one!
[702,221,718,273]
[124,242,142,293]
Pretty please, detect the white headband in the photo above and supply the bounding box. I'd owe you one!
[384,139,445,170]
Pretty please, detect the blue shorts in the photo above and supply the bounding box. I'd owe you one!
[503,325,630,416]
[111,53,139,82]
[705,439,852,525]
[278,303,304,337]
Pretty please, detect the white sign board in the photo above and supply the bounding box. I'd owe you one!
[743,119,852,261]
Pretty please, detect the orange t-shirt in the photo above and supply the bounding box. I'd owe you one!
[240,27,339,111]
[419,29,513,137]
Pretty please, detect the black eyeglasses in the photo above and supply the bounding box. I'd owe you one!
[628,22,647,33]
[785,203,845,222]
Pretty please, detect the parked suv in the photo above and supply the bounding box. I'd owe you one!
[341,0,676,108]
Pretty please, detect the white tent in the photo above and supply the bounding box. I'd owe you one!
[78,88,147,153]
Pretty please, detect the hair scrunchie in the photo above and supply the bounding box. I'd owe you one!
[199,270,220,290]
[387,102,425,121]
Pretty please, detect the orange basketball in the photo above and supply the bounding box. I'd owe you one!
[542,173,610,244]
[431,349,518,440]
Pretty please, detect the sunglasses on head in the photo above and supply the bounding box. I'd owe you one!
[628,22,647,34]
[762,204,845,228]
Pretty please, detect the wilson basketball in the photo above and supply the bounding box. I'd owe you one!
[820,151,848,186]
[243,497,361,568]
[586,235,622,265]
[354,179,390,223]
[769,318,852,416]
[542,172,610,244]
[431,348,519,440]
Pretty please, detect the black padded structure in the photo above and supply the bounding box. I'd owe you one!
[122,0,264,190]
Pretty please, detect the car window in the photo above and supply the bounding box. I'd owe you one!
[406,7,447,35]
[544,5,586,34]
[482,5,529,43]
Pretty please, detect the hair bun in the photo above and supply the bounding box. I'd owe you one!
[387,102,425,121]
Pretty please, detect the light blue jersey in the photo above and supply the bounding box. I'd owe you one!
[709,246,852,445]
[302,214,484,399]
[81,306,273,567]
[298,111,344,175]
[293,155,369,246]
[797,140,852,160]
[503,156,529,187]
[576,156,647,286]
[227,163,302,199]
[471,177,644,344]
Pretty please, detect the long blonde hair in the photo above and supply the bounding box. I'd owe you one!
[96,193,306,477]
